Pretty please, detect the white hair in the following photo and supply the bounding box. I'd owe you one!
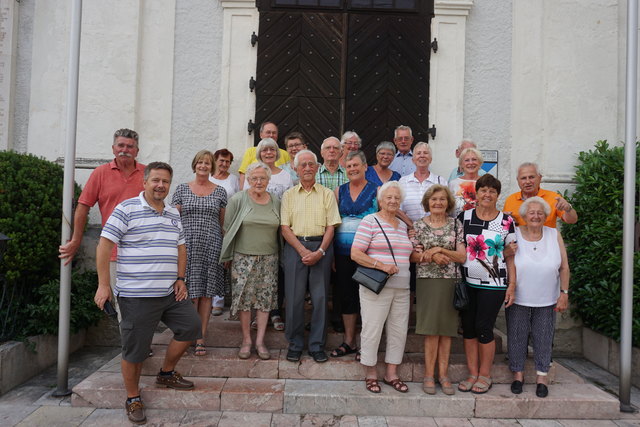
[519,196,551,219]
[518,162,542,177]
[377,181,405,204]
[341,131,362,147]
[293,149,318,168]
[394,125,413,138]
[321,136,341,150]
[246,162,272,180]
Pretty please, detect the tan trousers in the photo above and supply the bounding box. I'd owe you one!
[359,286,410,366]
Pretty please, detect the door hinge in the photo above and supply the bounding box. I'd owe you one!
[428,125,436,140]
[251,31,258,47]
[248,120,256,135]
[249,77,256,92]
[431,38,438,53]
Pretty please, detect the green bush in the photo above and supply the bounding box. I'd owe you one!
[23,270,103,336]
[563,140,640,346]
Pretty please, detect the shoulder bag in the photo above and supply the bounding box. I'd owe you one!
[352,217,397,295]
[452,218,470,310]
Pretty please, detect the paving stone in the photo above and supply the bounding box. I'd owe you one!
[0,385,52,405]
[284,379,475,417]
[432,418,473,426]
[339,415,359,427]
[179,409,223,426]
[0,403,38,426]
[517,420,563,427]
[558,421,618,427]
[271,413,302,427]
[614,420,640,426]
[15,406,94,427]
[386,416,438,426]
[78,408,127,427]
[217,411,272,427]
[300,413,340,426]
[220,378,284,412]
[468,419,520,426]
[358,415,388,426]
[473,384,620,419]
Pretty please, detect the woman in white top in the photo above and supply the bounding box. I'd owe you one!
[448,147,483,217]
[245,138,294,199]
[210,149,240,199]
[507,196,570,398]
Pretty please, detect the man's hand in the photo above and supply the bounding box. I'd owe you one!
[555,196,572,212]
[59,239,81,265]
[174,280,189,301]
[301,249,323,266]
[94,285,111,310]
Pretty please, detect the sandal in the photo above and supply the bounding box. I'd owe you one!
[250,320,257,330]
[438,377,455,395]
[458,375,478,392]
[330,342,357,358]
[271,315,285,331]
[194,343,206,356]
[471,376,493,394]
[422,376,436,395]
[365,378,381,394]
[383,378,409,393]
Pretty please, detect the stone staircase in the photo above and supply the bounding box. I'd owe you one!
[72,311,621,419]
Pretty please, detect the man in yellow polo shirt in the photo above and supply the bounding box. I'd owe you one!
[238,121,290,188]
[280,149,341,363]
[504,162,578,227]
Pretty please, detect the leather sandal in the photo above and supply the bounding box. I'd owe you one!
[194,343,206,356]
[471,376,493,394]
[383,378,409,393]
[458,375,478,392]
[330,342,357,358]
[365,378,381,394]
[438,377,455,395]
[422,377,436,395]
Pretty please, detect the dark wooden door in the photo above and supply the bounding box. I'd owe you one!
[254,9,431,161]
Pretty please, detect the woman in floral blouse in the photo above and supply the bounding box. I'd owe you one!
[456,174,516,394]
[411,185,466,395]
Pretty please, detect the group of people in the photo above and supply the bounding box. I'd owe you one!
[59,124,577,424]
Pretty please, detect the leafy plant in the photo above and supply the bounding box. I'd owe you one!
[563,140,640,346]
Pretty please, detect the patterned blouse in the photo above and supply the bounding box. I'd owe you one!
[414,217,464,279]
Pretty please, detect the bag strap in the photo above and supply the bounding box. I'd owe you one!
[373,216,397,266]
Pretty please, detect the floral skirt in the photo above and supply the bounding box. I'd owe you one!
[230,252,278,315]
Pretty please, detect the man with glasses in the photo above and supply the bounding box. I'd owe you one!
[280,150,341,363]
[316,136,348,190]
[238,121,290,188]
[389,125,416,176]
[338,131,362,168]
[59,128,145,319]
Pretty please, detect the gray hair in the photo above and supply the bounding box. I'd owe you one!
[255,138,281,162]
[519,196,551,219]
[457,139,477,150]
[458,147,484,167]
[377,180,405,204]
[346,150,367,165]
[113,128,139,146]
[246,162,272,180]
[394,125,413,138]
[413,141,432,155]
[518,162,542,177]
[294,149,318,168]
[375,141,396,156]
[341,131,362,147]
[321,136,341,150]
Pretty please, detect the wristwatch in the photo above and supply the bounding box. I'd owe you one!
[318,247,326,256]
[177,277,186,281]
[560,289,569,294]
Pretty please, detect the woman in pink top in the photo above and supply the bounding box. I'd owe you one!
[351,181,414,394]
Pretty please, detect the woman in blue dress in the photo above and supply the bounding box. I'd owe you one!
[330,150,378,359]
[365,141,401,187]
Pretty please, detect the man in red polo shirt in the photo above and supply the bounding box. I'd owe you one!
[59,128,145,316]
[504,162,578,228]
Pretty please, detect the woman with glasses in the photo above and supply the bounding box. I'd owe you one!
[365,141,401,187]
[280,132,307,185]
[339,131,362,168]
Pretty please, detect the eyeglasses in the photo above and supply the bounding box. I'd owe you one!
[261,147,277,152]
[287,142,305,149]
[344,141,360,147]
[249,176,268,182]
[298,161,317,168]
[395,137,412,141]
[324,146,341,151]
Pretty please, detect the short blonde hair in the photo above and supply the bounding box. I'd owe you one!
[191,150,216,175]
[421,185,455,215]
[458,147,484,167]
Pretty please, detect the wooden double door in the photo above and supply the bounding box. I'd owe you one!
[254,5,433,161]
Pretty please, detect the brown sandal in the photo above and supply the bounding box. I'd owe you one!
[383,378,409,393]
[365,378,381,394]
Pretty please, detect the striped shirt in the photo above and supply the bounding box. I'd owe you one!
[399,172,447,222]
[352,214,413,289]
[101,191,185,298]
[281,183,341,236]
[315,164,347,190]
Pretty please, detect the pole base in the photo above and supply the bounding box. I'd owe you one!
[52,388,72,397]
[620,403,638,413]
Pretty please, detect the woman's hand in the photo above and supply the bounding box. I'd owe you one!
[504,283,516,307]
[432,253,450,265]
[223,261,232,269]
[380,263,399,275]
[555,293,569,312]
[504,241,518,258]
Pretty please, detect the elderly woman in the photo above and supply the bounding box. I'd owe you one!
[280,131,308,185]
[172,150,227,356]
[330,151,378,359]
[457,174,516,394]
[411,185,466,395]
[220,163,281,360]
[245,138,294,198]
[339,131,362,168]
[508,197,570,398]
[449,147,484,217]
[365,141,401,187]
[210,148,240,199]
[351,181,413,394]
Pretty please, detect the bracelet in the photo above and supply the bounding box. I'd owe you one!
[373,260,378,268]
[176,277,185,281]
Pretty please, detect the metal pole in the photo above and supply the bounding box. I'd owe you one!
[54,0,82,397]
[620,0,638,413]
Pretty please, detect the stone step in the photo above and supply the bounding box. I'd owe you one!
[72,373,620,419]
[100,346,579,385]
[154,311,503,354]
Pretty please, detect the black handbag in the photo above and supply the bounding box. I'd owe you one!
[352,217,397,295]
[452,222,469,310]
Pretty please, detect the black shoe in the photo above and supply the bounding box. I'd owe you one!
[286,349,302,362]
[510,380,523,395]
[309,350,328,363]
[536,383,548,398]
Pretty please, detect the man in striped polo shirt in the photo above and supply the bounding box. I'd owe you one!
[94,162,201,425]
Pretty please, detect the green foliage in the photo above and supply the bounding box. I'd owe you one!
[563,140,640,346]
[23,270,103,336]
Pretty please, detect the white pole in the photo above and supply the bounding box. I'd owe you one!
[54,0,82,397]
[620,0,638,413]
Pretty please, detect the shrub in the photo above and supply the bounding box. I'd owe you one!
[563,140,640,346]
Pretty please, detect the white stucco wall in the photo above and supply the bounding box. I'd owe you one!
[12,0,34,153]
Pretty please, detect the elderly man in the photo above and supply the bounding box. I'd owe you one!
[238,121,291,188]
[504,162,578,227]
[281,150,341,363]
[448,139,487,181]
[389,125,416,176]
[338,131,362,167]
[316,136,348,190]
[59,128,145,318]
[94,162,201,425]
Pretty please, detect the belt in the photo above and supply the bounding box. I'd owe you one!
[297,235,323,242]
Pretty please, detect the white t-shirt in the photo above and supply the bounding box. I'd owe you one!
[210,173,240,199]
[245,168,294,200]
